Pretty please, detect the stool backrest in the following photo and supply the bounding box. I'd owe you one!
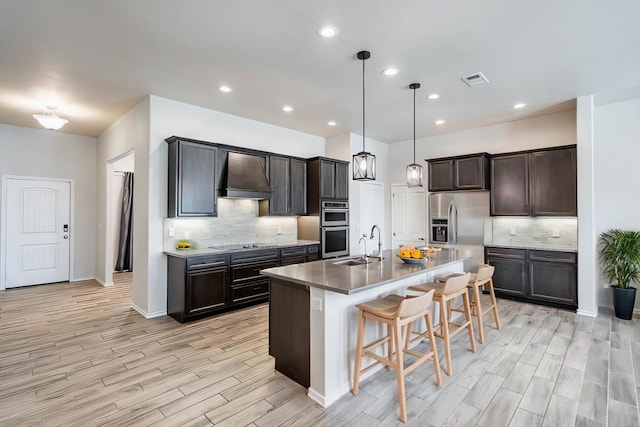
[443,272,471,294]
[398,289,434,319]
[475,264,495,283]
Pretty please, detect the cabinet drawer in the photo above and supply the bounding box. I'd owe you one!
[280,256,307,266]
[529,250,576,264]
[280,246,307,258]
[485,247,526,260]
[187,255,228,270]
[230,249,279,264]
[231,260,279,285]
[307,245,319,254]
[230,280,270,304]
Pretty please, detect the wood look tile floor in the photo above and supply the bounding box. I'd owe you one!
[1,274,639,426]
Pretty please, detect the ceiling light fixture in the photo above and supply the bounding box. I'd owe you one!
[219,85,232,93]
[406,83,422,187]
[353,50,375,181]
[327,121,337,126]
[318,25,339,38]
[32,106,69,130]
[428,93,440,100]
[513,103,526,109]
[282,105,293,112]
[435,119,446,125]
[382,68,398,76]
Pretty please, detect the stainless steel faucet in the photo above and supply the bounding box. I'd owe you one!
[369,224,383,259]
[358,236,368,258]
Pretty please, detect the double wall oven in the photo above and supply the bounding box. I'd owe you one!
[320,201,349,258]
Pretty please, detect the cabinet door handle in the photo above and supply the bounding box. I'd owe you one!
[252,286,262,291]
[189,261,225,269]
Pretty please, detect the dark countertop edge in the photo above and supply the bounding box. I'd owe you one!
[164,240,320,258]
[261,257,466,295]
[484,243,578,253]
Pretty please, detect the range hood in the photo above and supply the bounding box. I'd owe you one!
[221,152,272,199]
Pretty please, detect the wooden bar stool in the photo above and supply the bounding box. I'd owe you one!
[352,291,442,423]
[464,264,501,343]
[408,273,476,376]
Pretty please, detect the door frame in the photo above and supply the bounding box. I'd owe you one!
[1,175,75,290]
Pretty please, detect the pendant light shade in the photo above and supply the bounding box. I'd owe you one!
[32,106,69,130]
[406,83,422,187]
[353,50,376,181]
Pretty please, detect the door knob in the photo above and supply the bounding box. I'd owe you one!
[63,235,69,239]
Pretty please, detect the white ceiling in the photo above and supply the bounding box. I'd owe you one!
[0,1,639,142]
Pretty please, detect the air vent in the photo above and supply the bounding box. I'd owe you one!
[461,72,490,87]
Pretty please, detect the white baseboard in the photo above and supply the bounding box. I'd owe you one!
[94,277,113,287]
[131,302,166,319]
[576,309,597,318]
[71,276,96,283]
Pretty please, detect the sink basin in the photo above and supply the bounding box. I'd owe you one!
[333,257,373,266]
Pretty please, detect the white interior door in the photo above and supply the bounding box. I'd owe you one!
[358,182,384,255]
[4,178,71,288]
[391,185,426,249]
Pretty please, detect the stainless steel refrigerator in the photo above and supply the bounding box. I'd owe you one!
[428,192,489,245]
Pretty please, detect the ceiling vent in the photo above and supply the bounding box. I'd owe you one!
[461,72,490,87]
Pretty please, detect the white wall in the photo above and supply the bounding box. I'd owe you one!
[0,123,97,281]
[145,95,326,316]
[593,96,640,308]
[388,110,577,184]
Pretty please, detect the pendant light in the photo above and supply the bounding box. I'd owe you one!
[353,50,376,181]
[406,83,423,187]
[32,105,69,130]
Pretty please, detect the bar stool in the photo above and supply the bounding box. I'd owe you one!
[352,291,442,423]
[463,264,501,343]
[408,273,476,376]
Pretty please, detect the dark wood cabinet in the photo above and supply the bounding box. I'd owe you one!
[485,247,527,297]
[427,153,489,192]
[167,138,217,217]
[187,267,228,315]
[267,156,290,215]
[485,246,577,309]
[491,146,577,217]
[490,153,529,216]
[530,148,577,216]
[428,160,454,191]
[307,244,320,261]
[290,158,307,215]
[307,157,350,214]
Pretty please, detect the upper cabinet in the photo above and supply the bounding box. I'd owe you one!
[306,157,350,214]
[259,156,307,216]
[491,146,576,216]
[167,137,218,217]
[427,153,490,192]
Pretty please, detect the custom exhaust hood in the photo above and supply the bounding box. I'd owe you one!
[221,151,272,199]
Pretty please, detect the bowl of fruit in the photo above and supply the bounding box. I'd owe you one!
[396,246,428,264]
[175,241,192,250]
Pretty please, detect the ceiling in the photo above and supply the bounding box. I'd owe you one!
[0,1,639,142]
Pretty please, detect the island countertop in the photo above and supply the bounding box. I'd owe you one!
[260,248,467,295]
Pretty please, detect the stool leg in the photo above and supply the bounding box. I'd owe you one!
[425,313,442,387]
[462,292,477,353]
[441,298,453,376]
[472,284,485,344]
[387,322,394,371]
[404,319,412,351]
[352,310,366,395]
[393,319,408,423]
[488,278,502,330]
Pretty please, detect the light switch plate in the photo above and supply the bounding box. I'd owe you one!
[509,227,516,236]
[312,298,322,312]
[551,229,560,238]
[168,227,175,237]
[184,231,190,239]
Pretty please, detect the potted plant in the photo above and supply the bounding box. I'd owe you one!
[599,229,640,320]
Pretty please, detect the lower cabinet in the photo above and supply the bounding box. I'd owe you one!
[186,266,228,315]
[485,246,577,309]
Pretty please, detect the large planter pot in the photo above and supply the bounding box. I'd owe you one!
[612,286,637,320]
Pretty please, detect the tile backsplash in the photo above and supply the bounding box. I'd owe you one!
[484,217,577,248]
[163,198,298,250]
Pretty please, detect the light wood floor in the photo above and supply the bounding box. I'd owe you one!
[1,274,638,426]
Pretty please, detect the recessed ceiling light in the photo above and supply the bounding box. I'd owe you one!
[318,25,339,38]
[513,103,526,109]
[282,105,293,112]
[327,121,337,126]
[435,119,446,125]
[428,93,440,100]
[382,68,398,76]
[219,85,232,93]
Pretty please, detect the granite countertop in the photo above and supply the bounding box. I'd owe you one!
[260,248,468,295]
[484,242,578,252]
[164,239,320,258]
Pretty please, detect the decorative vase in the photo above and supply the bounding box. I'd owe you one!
[612,286,637,320]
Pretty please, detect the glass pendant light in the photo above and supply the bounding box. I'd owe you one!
[353,50,376,181]
[406,83,423,187]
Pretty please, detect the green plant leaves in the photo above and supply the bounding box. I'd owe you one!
[599,229,640,289]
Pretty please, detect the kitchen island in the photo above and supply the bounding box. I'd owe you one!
[260,248,467,407]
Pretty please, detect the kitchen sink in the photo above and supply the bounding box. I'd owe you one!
[333,257,373,266]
